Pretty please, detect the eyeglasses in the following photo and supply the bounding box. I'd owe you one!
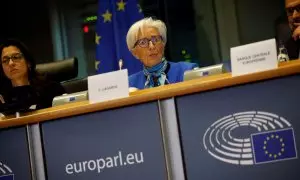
[1,53,24,65]
[286,4,300,16]
[134,35,163,48]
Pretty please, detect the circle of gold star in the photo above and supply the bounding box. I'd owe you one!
[102,10,112,23]
[263,134,285,159]
[95,61,100,71]
[137,4,143,13]
[95,34,101,45]
[117,0,127,11]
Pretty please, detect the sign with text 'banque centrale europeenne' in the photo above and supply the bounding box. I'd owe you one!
[230,39,278,77]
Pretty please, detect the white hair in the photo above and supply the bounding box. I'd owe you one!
[126,17,167,50]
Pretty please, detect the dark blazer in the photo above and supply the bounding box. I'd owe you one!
[284,37,300,60]
[0,79,65,112]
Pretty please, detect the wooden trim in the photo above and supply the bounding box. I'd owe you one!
[1,60,300,128]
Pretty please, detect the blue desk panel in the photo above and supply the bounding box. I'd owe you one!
[42,101,167,180]
[0,127,32,180]
[176,75,300,180]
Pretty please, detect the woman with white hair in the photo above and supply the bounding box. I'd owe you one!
[126,17,198,89]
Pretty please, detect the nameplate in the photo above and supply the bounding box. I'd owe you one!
[88,69,129,103]
[230,39,278,76]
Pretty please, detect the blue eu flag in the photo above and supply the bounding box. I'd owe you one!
[95,0,143,75]
[251,128,297,164]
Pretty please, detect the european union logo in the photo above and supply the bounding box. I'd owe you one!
[0,175,14,180]
[251,128,297,164]
[95,0,143,75]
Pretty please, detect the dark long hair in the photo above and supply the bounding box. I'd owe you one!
[0,39,38,89]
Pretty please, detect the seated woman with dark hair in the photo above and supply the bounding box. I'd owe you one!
[0,39,65,111]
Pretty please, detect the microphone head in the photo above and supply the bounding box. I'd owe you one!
[118,59,123,70]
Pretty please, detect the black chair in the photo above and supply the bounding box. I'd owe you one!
[36,57,78,82]
[36,57,88,94]
[61,78,88,94]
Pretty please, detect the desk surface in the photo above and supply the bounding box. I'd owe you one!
[1,60,300,128]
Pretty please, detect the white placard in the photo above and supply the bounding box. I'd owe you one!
[230,39,278,76]
[88,69,129,104]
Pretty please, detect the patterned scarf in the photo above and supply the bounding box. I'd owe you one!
[143,58,168,88]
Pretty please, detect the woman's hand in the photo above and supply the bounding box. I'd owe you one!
[0,113,4,120]
[0,95,4,104]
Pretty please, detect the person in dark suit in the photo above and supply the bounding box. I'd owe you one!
[283,0,300,59]
[0,39,65,111]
